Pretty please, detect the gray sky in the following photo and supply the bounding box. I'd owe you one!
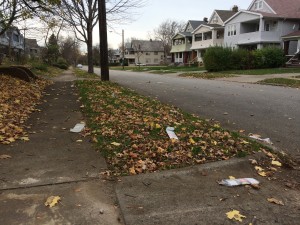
[95,0,252,50]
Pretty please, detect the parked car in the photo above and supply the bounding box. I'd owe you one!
[77,64,83,68]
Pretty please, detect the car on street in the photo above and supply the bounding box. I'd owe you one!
[77,64,83,68]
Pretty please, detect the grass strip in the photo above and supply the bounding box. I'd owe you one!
[73,68,99,79]
[179,72,236,79]
[76,80,267,176]
[258,78,300,88]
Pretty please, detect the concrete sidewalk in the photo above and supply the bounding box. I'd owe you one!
[0,71,123,225]
[116,157,300,225]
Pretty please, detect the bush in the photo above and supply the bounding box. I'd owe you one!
[203,46,232,71]
[53,57,69,70]
[109,62,121,67]
[204,46,285,72]
[31,62,48,71]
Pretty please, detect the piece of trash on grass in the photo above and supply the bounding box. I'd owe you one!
[249,134,273,145]
[76,139,83,143]
[219,178,259,187]
[70,123,85,133]
[267,197,284,206]
[111,142,121,146]
[226,210,246,222]
[0,154,12,159]
[45,196,61,208]
[166,127,178,140]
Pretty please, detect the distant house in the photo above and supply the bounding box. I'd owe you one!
[25,38,41,59]
[191,8,238,62]
[224,0,300,54]
[0,26,24,58]
[124,39,164,65]
[108,49,121,63]
[170,20,207,64]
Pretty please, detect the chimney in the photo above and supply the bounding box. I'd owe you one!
[203,17,208,23]
[232,5,238,12]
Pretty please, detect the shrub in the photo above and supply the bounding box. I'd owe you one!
[260,47,285,68]
[31,62,48,71]
[230,48,252,70]
[203,46,232,71]
[53,57,69,70]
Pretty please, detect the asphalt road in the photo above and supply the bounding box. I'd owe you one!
[88,67,300,159]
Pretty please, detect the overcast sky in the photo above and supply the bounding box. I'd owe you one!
[93,0,252,50]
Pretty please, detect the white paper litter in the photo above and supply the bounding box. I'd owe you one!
[219,178,259,187]
[249,135,273,145]
[70,123,85,133]
[166,127,178,140]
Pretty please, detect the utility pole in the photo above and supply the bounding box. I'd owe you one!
[122,29,125,69]
[98,0,109,81]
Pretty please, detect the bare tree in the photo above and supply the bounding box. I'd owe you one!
[58,0,146,73]
[0,0,58,35]
[60,36,81,65]
[152,19,185,59]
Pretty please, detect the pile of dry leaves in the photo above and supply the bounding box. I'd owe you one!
[77,81,268,175]
[0,75,50,144]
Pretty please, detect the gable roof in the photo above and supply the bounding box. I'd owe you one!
[282,30,300,39]
[131,40,164,52]
[215,10,237,23]
[248,0,300,19]
[188,20,206,30]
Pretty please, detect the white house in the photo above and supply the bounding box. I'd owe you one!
[224,0,300,54]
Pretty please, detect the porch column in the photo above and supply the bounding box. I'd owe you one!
[259,17,264,31]
[297,39,300,52]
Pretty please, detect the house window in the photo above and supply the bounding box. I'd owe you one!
[154,58,159,63]
[212,15,218,24]
[13,34,19,42]
[146,58,151,63]
[145,52,151,55]
[254,1,263,10]
[227,25,237,36]
[265,20,278,31]
[195,33,202,41]
[154,51,158,55]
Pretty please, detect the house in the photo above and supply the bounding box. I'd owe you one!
[282,31,300,66]
[170,20,207,64]
[0,26,24,57]
[191,7,238,62]
[25,38,41,59]
[224,0,300,54]
[108,49,121,63]
[124,39,164,65]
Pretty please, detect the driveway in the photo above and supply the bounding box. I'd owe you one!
[88,67,300,160]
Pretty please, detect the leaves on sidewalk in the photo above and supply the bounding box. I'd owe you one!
[77,81,269,175]
[0,75,50,145]
[45,196,61,207]
[267,197,284,206]
[0,154,12,159]
[226,210,246,222]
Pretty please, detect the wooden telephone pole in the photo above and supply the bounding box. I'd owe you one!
[98,0,109,81]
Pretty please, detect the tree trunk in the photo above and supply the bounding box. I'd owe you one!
[87,25,94,73]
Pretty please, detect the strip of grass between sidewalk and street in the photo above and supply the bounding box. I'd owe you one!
[219,67,300,75]
[258,78,300,88]
[179,72,236,79]
[76,80,273,176]
[74,68,100,79]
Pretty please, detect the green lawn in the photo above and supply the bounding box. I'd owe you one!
[220,68,300,75]
[73,68,99,79]
[179,72,236,79]
[110,65,206,73]
[258,78,300,88]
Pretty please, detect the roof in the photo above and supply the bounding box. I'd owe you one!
[282,30,300,38]
[131,40,164,52]
[215,10,237,22]
[264,0,300,18]
[188,20,206,30]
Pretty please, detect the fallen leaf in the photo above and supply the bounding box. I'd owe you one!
[267,198,284,206]
[0,154,12,159]
[258,171,267,177]
[271,160,282,167]
[111,142,121,146]
[255,166,264,172]
[76,139,83,143]
[189,138,196,144]
[45,196,61,208]
[229,176,235,180]
[20,136,30,141]
[155,124,161,129]
[226,210,246,222]
[129,167,136,175]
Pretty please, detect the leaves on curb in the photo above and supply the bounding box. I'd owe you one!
[0,154,12,159]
